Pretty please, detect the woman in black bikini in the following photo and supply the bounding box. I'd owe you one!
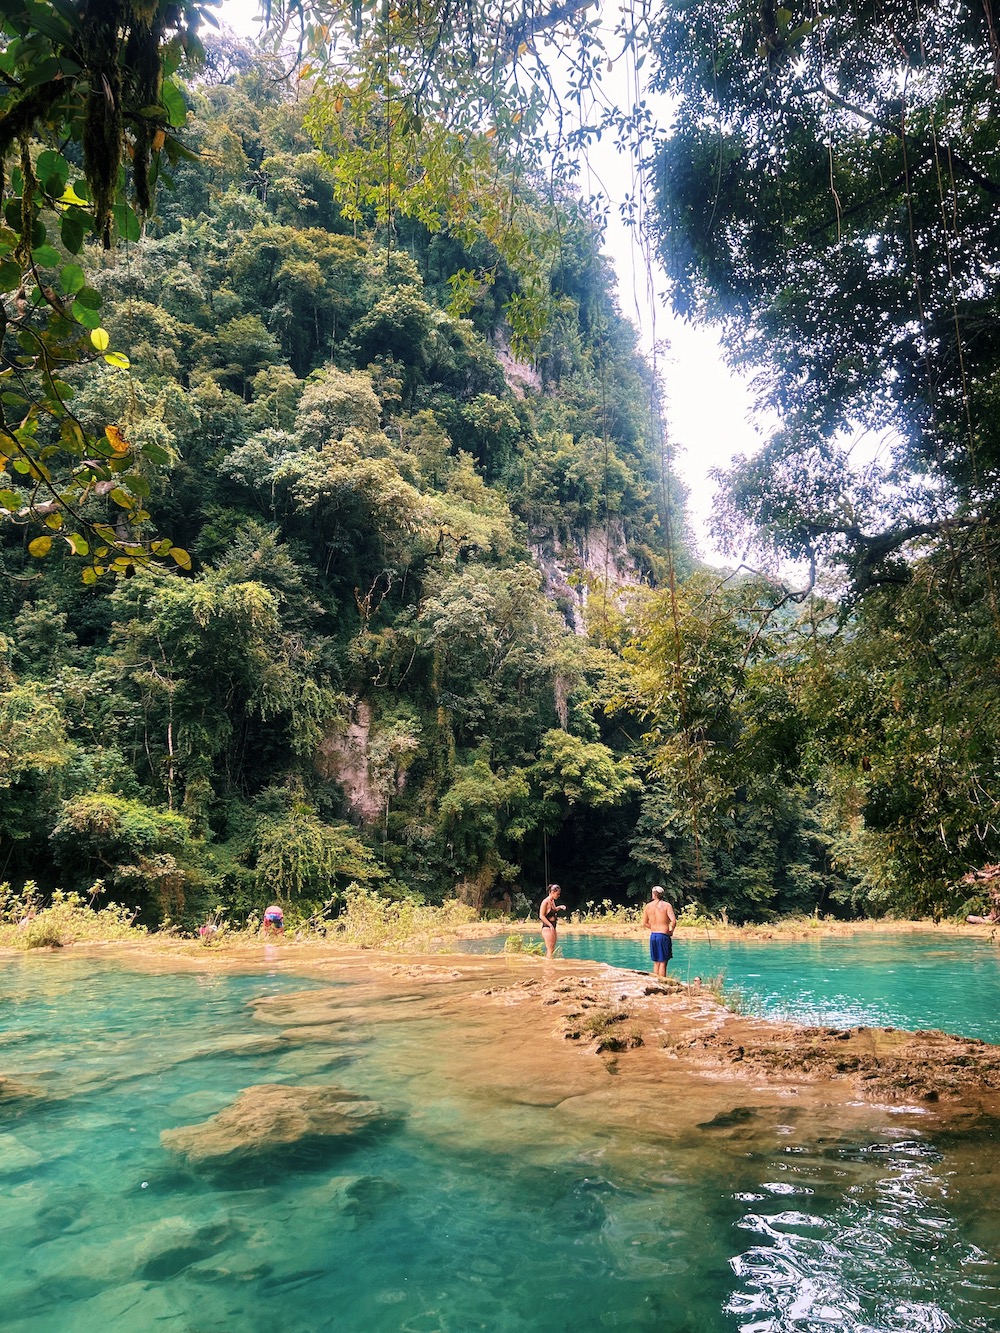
[539,884,564,957]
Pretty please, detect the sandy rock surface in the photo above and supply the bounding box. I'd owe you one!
[161,1082,385,1165]
[16,939,1000,1136]
[0,1074,43,1104]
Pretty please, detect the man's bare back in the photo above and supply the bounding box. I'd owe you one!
[641,898,676,933]
[642,888,676,976]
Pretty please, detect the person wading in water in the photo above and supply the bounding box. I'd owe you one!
[539,884,565,958]
[641,885,676,977]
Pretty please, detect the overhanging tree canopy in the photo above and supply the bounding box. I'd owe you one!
[650,0,1000,589]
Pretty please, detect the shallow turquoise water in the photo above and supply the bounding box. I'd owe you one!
[1,956,998,1331]
[464,932,1000,1043]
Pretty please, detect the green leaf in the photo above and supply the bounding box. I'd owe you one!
[72,301,102,330]
[112,203,141,243]
[0,260,21,289]
[90,327,110,352]
[22,55,64,89]
[31,244,61,267]
[81,565,97,585]
[66,532,90,556]
[60,263,85,294]
[73,286,101,310]
[27,535,52,557]
[161,79,188,128]
[36,149,69,195]
[103,351,131,370]
[60,418,86,451]
[141,440,170,465]
[60,210,87,254]
[108,487,133,508]
[0,488,23,510]
[60,418,86,455]
[163,139,202,165]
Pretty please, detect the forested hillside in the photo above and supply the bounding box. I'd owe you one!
[0,45,690,925]
[3,4,998,929]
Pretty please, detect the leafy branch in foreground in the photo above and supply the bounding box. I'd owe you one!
[0,0,209,573]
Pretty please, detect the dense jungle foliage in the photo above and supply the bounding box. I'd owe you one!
[1,3,998,928]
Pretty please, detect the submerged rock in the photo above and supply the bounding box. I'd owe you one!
[169,1033,289,1064]
[134,1215,234,1281]
[160,1083,385,1167]
[0,1074,43,1106]
[271,1048,355,1077]
[697,1106,759,1131]
[0,1132,44,1173]
[298,1173,402,1226]
[249,990,364,1029]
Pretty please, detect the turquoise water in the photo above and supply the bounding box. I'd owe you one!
[464,932,1000,1043]
[1,956,999,1331]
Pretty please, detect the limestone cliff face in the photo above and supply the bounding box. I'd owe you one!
[315,702,382,824]
[315,527,638,825]
[531,521,641,635]
[493,330,541,398]
[316,703,417,827]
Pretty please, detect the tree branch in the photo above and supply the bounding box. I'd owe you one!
[806,80,1000,201]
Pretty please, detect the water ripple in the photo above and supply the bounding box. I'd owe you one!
[725,1145,1000,1332]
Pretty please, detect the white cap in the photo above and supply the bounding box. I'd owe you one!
[651,886,665,897]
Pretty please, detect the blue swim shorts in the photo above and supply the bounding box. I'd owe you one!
[649,932,673,963]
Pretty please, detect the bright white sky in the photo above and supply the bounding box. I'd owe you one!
[216,0,766,564]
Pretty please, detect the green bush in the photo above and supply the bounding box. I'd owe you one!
[0,884,146,951]
[502,933,544,955]
[331,886,476,950]
[570,899,642,925]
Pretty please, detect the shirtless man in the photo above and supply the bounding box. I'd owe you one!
[641,885,676,977]
[539,884,565,958]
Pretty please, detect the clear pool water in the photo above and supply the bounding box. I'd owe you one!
[1,955,998,1332]
[462,932,1000,1043]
